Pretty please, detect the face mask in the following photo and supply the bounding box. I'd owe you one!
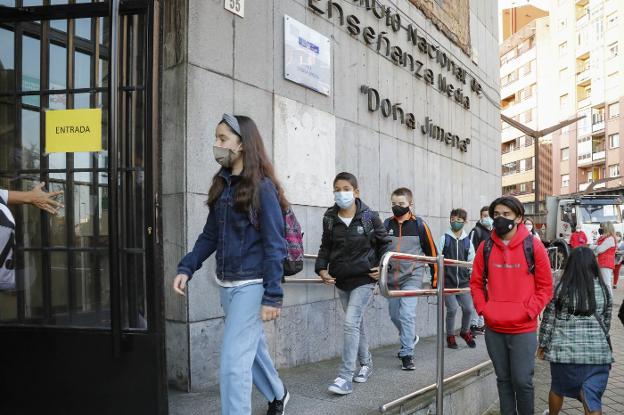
[450,221,464,232]
[493,216,516,237]
[525,224,533,232]
[481,216,493,229]
[598,228,605,235]
[334,191,355,209]
[213,145,240,168]
[392,205,410,218]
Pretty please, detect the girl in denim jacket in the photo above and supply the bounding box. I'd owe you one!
[173,114,289,415]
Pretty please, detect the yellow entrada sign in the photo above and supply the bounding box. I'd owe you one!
[45,108,102,153]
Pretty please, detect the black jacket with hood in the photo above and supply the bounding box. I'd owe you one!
[315,199,391,291]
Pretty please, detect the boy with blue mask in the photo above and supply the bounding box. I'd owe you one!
[468,206,492,335]
[315,172,391,395]
[437,208,477,349]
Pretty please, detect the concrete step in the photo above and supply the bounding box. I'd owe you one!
[169,333,496,415]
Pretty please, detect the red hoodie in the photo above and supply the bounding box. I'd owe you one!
[469,224,553,334]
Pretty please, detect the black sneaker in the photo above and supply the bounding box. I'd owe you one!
[267,388,290,415]
[470,325,485,336]
[401,356,415,370]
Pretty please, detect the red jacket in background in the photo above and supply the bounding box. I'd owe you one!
[596,235,616,270]
[469,224,553,334]
[569,230,588,249]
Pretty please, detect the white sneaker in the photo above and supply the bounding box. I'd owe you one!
[328,377,353,395]
[542,410,549,415]
[353,365,372,383]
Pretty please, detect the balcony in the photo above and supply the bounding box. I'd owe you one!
[593,151,605,161]
[578,97,591,109]
[592,113,605,132]
[576,13,590,28]
[576,62,590,82]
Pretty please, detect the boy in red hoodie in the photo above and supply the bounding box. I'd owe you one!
[470,196,553,415]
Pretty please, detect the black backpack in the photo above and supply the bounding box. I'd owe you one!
[482,235,535,298]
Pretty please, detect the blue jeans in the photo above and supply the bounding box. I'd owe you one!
[219,283,284,415]
[388,278,419,357]
[337,283,375,380]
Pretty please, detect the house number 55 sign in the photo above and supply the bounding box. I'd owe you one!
[224,0,244,18]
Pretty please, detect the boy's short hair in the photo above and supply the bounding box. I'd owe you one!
[391,187,413,203]
[488,196,525,219]
[333,172,358,189]
[450,208,467,221]
[480,206,489,215]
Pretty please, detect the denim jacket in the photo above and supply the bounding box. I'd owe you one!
[177,169,287,307]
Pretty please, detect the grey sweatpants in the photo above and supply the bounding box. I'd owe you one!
[485,329,537,415]
[445,292,473,335]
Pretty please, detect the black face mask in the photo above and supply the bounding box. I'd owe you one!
[493,216,516,237]
[392,205,410,218]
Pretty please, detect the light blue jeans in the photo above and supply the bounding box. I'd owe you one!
[219,283,284,415]
[337,283,375,380]
[388,278,419,357]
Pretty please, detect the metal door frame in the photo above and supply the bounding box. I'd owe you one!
[0,1,166,413]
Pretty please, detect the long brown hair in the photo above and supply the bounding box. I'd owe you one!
[207,115,289,212]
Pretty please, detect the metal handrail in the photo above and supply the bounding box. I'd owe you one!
[378,252,473,298]
[378,251,475,415]
[379,360,493,412]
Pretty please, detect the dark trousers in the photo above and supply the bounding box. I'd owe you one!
[485,329,537,415]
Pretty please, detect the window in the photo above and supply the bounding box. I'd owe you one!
[524,109,533,123]
[559,42,567,56]
[609,102,620,118]
[520,183,527,193]
[502,70,517,86]
[609,164,620,178]
[561,147,569,161]
[561,174,570,188]
[518,38,534,55]
[607,72,619,90]
[521,62,532,76]
[608,42,619,59]
[559,67,568,79]
[607,12,619,30]
[519,85,533,101]
[609,133,620,149]
[560,94,568,111]
[501,49,516,65]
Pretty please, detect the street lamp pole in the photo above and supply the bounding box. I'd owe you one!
[501,114,585,219]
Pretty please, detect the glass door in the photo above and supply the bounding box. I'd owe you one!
[0,2,166,414]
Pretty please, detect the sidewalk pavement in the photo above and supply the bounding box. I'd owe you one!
[169,328,491,415]
[484,286,624,415]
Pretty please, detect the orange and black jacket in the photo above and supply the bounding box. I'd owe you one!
[383,214,438,288]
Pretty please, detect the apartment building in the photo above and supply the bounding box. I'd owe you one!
[500,0,624,213]
[551,0,624,194]
[500,16,556,214]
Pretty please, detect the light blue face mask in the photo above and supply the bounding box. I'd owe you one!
[334,191,355,209]
[481,216,494,229]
